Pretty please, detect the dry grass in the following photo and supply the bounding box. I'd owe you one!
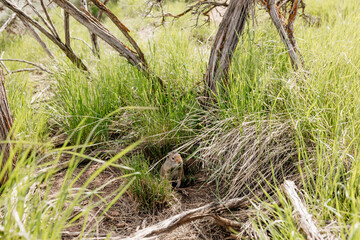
[178,112,300,200]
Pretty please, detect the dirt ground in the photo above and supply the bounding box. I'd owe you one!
[50,160,227,240]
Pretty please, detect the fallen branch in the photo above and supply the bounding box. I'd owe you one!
[64,11,71,48]
[25,0,58,38]
[40,0,60,39]
[0,58,52,74]
[8,68,37,74]
[282,180,323,240]
[0,2,56,61]
[123,197,250,240]
[0,52,10,74]
[71,37,94,52]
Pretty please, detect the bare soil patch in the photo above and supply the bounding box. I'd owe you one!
[49,160,222,239]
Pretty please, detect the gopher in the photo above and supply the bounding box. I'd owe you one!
[160,152,184,188]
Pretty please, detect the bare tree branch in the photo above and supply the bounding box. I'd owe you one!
[25,0,59,38]
[89,0,146,64]
[64,11,71,48]
[261,0,303,70]
[8,68,37,74]
[0,0,88,71]
[151,0,228,25]
[71,37,94,52]
[286,0,304,66]
[96,0,109,20]
[20,18,56,59]
[0,58,52,74]
[53,0,164,88]
[0,13,16,35]
[80,0,100,58]
[0,66,14,186]
[0,52,10,74]
[40,0,60,39]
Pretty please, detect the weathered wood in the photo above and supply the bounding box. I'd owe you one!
[204,0,251,94]
[96,0,109,20]
[0,58,52,74]
[25,0,58,38]
[123,197,249,240]
[262,0,300,70]
[0,0,87,71]
[89,0,146,64]
[0,2,55,60]
[40,0,60,39]
[0,66,14,185]
[52,0,142,70]
[286,0,304,67]
[0,13,16,35]
[20,18,56,59]
[0,0,88,71]
[64,11,71,48]
[53,0,164,88]
[282,180,323,240]
[80,0,100,58]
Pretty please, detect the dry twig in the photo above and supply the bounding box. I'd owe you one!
[0,58,52,74]
[0,13,16,35]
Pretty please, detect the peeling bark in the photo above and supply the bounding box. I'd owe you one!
[204,0,251,94]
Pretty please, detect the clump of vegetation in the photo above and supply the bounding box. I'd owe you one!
[0,0,359,239]
[123,153,175,212]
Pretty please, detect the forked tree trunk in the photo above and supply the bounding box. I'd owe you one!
[0,66,14,185]
[204,0,251,94]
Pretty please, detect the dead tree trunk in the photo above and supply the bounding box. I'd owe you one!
[204,0,251,94]
[0,66,13,186]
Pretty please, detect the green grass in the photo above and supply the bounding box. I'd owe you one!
[0,0,360,238]
[123,153,174,211]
